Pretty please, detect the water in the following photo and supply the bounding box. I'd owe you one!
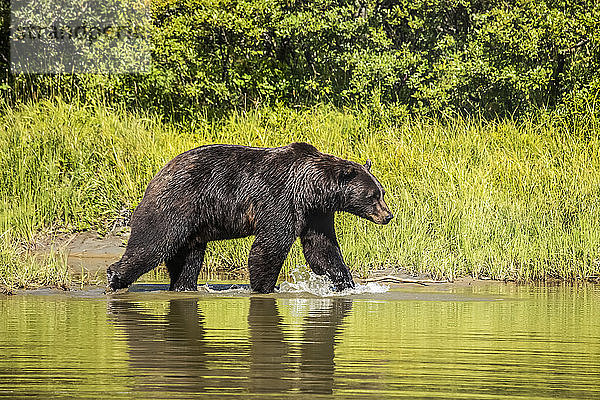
[1,281,599,399]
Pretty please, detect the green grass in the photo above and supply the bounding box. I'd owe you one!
[1,100,599,288]
[0,231,71,290]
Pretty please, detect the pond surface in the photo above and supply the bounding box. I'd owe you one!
[1,282,599,399]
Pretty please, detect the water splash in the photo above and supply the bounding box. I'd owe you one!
[277,267,389,296]
[197,267,389,296]
[201,283,251,293]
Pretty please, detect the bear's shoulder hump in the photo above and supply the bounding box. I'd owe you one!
[288,142,320,155]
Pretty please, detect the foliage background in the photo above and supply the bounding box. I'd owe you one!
[1,0,599,117]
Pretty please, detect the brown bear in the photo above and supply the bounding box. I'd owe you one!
[106,142,393,293]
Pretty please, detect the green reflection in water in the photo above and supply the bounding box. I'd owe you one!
[0,294,130,397]
[0,284,599,399]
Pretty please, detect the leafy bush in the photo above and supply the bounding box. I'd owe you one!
[1,0,599,117]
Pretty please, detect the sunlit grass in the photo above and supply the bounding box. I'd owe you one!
[0,233,71,290]
[1,100,599,288]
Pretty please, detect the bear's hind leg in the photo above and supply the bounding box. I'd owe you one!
[166,240,207,291]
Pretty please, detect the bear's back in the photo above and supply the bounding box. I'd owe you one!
[145,142,322,204]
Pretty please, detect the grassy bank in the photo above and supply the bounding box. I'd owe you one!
[1,100,599,288]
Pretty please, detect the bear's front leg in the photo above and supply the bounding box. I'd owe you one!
[300,213,355,291]
[248,231,295,294]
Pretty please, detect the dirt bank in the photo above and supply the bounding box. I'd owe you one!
[30,230,507,289]
[32,230,128,279]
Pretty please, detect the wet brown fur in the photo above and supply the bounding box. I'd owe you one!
[106,142,393,293]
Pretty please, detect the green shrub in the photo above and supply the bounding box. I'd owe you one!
[1,0,598,117]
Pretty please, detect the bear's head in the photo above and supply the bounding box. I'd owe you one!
[338,160,394,225]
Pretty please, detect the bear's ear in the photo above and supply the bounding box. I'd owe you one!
[364,160,372,171]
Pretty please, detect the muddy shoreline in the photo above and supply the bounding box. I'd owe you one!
[16,230,597,295]
[29,230,461,281]
[31,230,128,280]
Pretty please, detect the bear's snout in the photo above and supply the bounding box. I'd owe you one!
[367,211,394,225]
[381,212,394,225]
[374,212,393,225]
[369,199,394,225]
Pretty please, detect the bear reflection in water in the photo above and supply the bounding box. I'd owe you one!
[108,297,352,396]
